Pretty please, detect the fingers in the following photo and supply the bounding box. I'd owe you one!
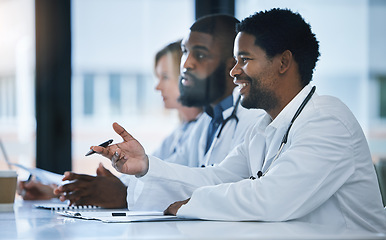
[23,180,46,190]
[23,180,39,190]
[111,149,130,173]
[54,176,93,197]
[163,198,190,216]
[92,144,118,159]
[17,180,55,200]
[111,148,122,167]
[58,180,88,193]
[62,171,96,181]
[72,196,95,207]
[96,163,114,177]
[164,202,178,216]
[59,189,85,203]
[111,149,120,167]
[113,122,135,142]
[56,182,93,205]
[17,181,25,195]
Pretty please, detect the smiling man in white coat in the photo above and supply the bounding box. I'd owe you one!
[93,9,386,233]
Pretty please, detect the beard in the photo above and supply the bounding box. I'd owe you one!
[240,74,278,112]
[178,62,226,107]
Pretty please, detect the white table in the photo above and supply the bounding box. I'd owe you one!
[0,199,385,240]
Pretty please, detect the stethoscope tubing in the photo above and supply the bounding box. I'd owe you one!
[204,95,242,166]
[217,95,241,138]
[257,86,316,178]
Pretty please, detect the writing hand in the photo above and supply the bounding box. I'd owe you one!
[91,122,149,177]
[53,163,128,208]
[17,180,57,200]
[163,198,190,216]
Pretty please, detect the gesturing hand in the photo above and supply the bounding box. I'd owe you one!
[91,122,149,177]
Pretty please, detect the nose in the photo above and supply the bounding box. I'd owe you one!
[230,62,241,78]
[155,80,162,91]
[181,53,195,72]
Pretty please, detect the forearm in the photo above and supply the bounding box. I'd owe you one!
[177,119,356,221]
[127,156,243,211]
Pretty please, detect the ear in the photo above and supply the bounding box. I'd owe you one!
[279,50,293,74]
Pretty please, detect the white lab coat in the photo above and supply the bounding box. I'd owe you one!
[152,116,200,161]
[125,88,265,209]
[141,84,386,233]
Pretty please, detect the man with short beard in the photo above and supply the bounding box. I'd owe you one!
[55,14,264,209]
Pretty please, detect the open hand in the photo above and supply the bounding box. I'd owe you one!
[53,163,127,208]
[91,122,149,177]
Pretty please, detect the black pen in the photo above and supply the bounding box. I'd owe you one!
[26,174,33,183]
[85,139,113,156]
[21,174,33,197]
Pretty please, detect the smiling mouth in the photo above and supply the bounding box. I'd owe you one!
[238,82,249,90]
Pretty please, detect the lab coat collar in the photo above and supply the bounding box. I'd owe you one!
[269,84,314,130]
[259,84,315,173]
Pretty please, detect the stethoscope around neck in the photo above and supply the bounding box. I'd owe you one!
[252,86,316,179]
[202,95,241,167]
[216,95,241,138]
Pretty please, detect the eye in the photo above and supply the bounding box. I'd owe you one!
[241,57,250,63]
[161,74,169,81]
[193,51,207,61]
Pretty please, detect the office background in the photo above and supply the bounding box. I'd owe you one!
[0,0,385,178]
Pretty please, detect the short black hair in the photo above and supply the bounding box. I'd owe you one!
[190,14,240,59]
[237,8,320,86]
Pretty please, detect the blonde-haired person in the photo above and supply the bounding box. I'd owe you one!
[152,40,202,160]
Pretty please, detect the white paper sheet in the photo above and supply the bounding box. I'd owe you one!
[56,210,191,223]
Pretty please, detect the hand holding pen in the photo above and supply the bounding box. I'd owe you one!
[17,175,58,200]
[88,122,149,177]
[85,139,114,156]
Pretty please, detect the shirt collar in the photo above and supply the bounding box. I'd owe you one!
[204,95,233,119]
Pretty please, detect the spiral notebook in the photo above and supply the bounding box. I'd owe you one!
[34,202,101,210]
